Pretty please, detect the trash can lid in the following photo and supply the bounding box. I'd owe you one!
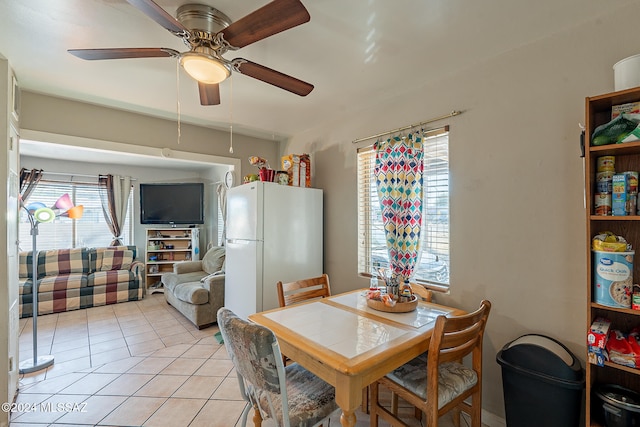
[497,334,583,382]
[595,384,640,413]
[506,335,573,365]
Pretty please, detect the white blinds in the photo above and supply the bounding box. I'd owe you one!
[357,127,450,290]
[18,181,133,251]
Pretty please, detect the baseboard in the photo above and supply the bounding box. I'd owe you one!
[482,409,506,427]
[459,409,506,427]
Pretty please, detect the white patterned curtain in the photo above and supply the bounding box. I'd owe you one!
[98,174,132,245]
[374,133,424,283]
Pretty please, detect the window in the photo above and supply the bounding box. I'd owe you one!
[357,127,450,290]
[19,181,133,251]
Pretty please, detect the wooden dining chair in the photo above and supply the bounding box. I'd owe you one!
[275,274,331,365]
[409,282,433,302]
[388,282,433,416]
[217,308,339,427]
[369,300,492,427]
[276,273,332,307]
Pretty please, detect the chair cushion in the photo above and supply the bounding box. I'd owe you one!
[385,355,478,409]
[100,249,134,271]
[202,246,225,275]
[38,273,87,293]
[162,271,207,291]
[89,270,133,287]
[19,252,34,278]
[173,282,209,305]
[19,278,31,295]
[92,246,136,271]
[38,248,90,276]
[255,362,338,427]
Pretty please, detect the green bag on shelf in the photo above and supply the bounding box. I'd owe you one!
[591,114,639,146]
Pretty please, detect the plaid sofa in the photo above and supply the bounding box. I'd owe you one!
[19,245,144,318]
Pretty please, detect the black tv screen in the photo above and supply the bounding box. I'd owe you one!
[140,183,204,225]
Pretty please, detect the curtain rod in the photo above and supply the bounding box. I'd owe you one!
[42,171,137,181]
[351,110,462,144]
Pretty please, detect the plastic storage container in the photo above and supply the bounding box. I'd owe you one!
[594,384,640,427]
[496,334,585,427]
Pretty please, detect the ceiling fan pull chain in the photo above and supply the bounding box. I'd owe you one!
[176,59,181,144]
[229,74,234,154]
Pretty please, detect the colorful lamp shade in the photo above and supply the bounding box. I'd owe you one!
[33,207,56,223]
[53,193,74,210]
[25,194,84,223]
[25,202,46,213]
[62,205,84,219]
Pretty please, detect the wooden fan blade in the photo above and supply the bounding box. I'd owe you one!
[235,59,313,96]
[68,48,179,60]
[199,82,221,105]
[126,0,189,36]
[220,0,310,49]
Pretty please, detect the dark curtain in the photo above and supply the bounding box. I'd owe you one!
[98,174,131,246]
[19,168,43,204]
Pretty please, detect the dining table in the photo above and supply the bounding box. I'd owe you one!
[248,288,465,427]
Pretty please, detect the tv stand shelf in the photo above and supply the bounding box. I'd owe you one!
[145,227,200,294]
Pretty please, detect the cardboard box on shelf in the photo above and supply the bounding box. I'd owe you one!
[588,346,607,366]
[282,154,311,187]
[588,317,611,349]
[612,101,640,119]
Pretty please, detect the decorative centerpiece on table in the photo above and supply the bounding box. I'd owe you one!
[366,270,418,313]
[248,156,275,182]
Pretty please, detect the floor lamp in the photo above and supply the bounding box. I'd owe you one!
[19,194,83,374]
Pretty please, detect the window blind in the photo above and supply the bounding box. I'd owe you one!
[19,181,133,251]
[357,127,450,290]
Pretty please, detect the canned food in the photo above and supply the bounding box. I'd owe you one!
[633,285,640,310]
[628,196,638,216]
[596,171,614,193]
[597,156,616,172]
[625,171,639,194]
[595,193,612,216]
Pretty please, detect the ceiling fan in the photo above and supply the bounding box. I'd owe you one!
[68,0,314,106]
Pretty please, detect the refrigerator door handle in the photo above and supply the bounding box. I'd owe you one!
[227,239,261,244]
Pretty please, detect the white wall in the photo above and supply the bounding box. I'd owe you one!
[19,92,282,181]
[283,2,640,420]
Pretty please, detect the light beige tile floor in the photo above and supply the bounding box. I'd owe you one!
[11,293,476,426]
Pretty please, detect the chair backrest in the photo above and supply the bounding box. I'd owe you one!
[217,308,283,394]
[427,300,491,378]
[276,274,331,307]
[409,282,433,302]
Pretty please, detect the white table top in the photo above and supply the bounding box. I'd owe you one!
[262,291,454,359]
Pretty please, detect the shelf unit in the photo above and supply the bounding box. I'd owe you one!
[585,86,640,426]
[145,227,200,293]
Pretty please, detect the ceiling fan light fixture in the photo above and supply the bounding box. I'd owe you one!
[180,52,230,84]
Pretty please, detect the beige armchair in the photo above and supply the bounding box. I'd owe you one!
[162,246,225,329]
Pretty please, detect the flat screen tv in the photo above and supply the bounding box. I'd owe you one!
[140,183,204,225]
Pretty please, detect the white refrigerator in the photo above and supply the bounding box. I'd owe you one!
[225,181,323,319]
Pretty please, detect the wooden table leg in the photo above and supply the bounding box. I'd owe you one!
[335,377,360,427]
[340,409,357,427]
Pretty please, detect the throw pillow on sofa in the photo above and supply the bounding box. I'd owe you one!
[202,246,225,274]
[100,249,134,271]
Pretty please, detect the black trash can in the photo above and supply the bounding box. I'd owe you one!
[496,334,585,427]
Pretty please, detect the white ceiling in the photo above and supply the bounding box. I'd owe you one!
[0,0,634,145]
